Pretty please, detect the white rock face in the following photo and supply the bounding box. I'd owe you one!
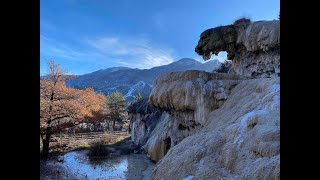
[127,98,162,147]
[130,113,147,146]
[150,71,246,126]
[232,20,280,77]
[233,20,280,77]
[195,20,280,77]
[237,20,280,52]
[143,112,173,162]
[142,19,280,179]
[144,71,247,162]
[150,77,280,180]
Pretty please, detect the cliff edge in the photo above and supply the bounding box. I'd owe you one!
[195,19,280,77]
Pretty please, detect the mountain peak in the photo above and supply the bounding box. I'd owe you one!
[178,58,196,61]
[67,58,221,102]
[172,58,200,65]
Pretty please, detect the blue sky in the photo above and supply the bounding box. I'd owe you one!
[40,0,279,75]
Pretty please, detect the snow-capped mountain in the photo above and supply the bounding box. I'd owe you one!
[66,58,221,102]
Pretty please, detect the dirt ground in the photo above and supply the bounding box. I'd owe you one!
[41,131,131,156]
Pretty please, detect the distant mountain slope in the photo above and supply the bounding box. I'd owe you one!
[66,58,221,102]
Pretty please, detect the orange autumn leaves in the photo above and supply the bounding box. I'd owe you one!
[40,61,107,134]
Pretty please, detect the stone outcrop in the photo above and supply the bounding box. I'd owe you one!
[144,70,248,162]
[127,97,163,146]
[143,112,172,162]
[150,77,280,180]
[127,97,172,162]
[129,17,280,179]
[150,70,247,126]
[195,18,280,77]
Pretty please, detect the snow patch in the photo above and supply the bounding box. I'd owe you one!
[265,94,280,111]
[271,84,280,93]
[182,175,194,180]
[261,83,280,110]
[125,81,147,97]
[234,109,268,148]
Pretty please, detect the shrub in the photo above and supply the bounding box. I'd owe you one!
[88,141,108,157]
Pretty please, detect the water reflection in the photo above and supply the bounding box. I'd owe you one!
[88,155,124,172]
[40,150,155,180]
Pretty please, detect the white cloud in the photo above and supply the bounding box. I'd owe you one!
[40,34,87,59]
[215,51,228,62]
[40,33,176,73]
[194,51,228,63]
[86,36,175,69]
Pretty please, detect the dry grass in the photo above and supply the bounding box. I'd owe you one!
[74,139,91,148]
[48,131,130,154]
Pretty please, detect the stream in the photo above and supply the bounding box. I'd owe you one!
[40,150,156,180]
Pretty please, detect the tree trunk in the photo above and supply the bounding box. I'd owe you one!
[112,120,116,131]
[108,121,111,131]
[42,133,51,159]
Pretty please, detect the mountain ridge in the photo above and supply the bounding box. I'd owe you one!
[66,58,221,102]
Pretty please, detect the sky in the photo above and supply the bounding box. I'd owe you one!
[40,0,280,75]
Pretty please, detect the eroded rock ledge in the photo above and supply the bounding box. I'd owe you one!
[195,19,280,77]
[142,71,248,162]
[150,77,280,180]
[150,70,247,125]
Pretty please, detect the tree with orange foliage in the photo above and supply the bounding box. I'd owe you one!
[40,60,106,158]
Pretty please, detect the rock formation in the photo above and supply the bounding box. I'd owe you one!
[127,98,163,147]
[128,71,248,162]
[150,77,280,179]
[142,71,248,162]
[195,18,280,77]
[127,97,174,162]
[149,70,248,128]
[128,17,280,179]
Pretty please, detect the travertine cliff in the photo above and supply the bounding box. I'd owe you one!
[195,19,280,77]
[150,77,280,180]
[128,17,280,180]
[127,98,162,146]
[149,70,247,125]
[143,71,248,162]
[128,71,248,162]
